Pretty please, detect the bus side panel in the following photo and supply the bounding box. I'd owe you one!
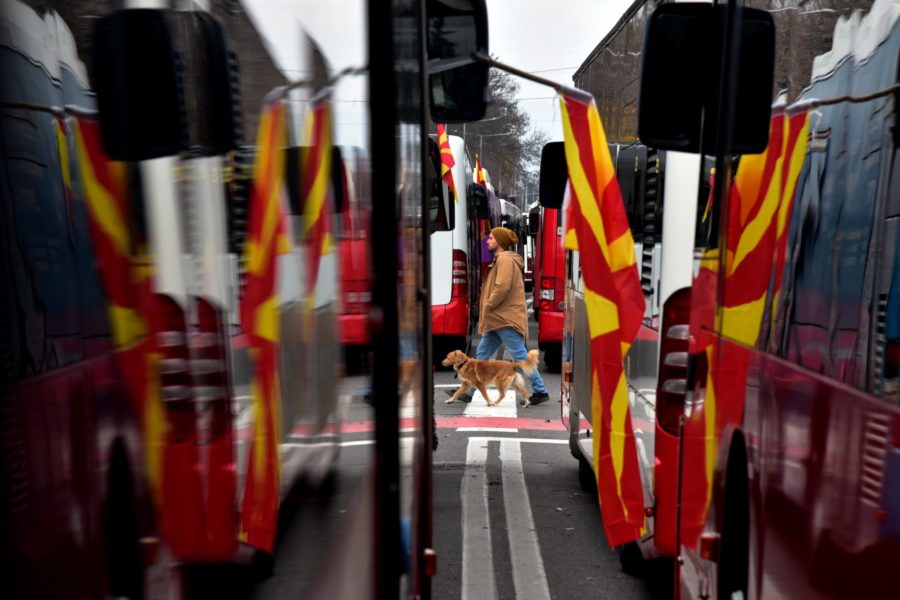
[536,208,565,346]
[682,338,900,599]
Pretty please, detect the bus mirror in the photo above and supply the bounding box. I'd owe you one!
[469,183,490,219]
[286,146,346,216]
[528,214,540,236]
[184,11,239,155]
[93,9,239,161]
[426,0,489,123]
[331,147,345,215]
[638,3,775,154]
[93,10,184,160]
[286,146,303,214]
[539,142,567,209]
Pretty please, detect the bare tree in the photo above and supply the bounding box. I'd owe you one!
[444,67,548,208]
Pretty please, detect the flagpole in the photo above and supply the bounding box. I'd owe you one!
[471,52,593,104]
[474,51,900,111]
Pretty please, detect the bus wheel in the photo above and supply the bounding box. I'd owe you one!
[105,442,145,600]
[542,344,561,372]
[717,440,750,600]
[617,541,645,577]
[577,456,595,494]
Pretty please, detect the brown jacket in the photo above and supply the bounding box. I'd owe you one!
[478,251,528,339]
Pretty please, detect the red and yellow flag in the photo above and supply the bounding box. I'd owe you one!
[559,92,646,547]
[770,109,811,337]
[70,113,165,498]
[239,99,291,552]
[681,108,810,545]
[437,123,459,203]
[475,152,486,186]
[301,96,333,309]
[720,110,786,344]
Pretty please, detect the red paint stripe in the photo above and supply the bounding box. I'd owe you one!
[438,416,564,431]
[238,414,657,441]
[256,416,567,438]
[337,416,565,434]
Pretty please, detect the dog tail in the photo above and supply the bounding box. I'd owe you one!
[514,372,528,392]
[516,349,540,376]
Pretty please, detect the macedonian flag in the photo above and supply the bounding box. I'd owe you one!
[559,91,646,547]
[70,112,164,499]
[239,97,291,552]
[769,109,811,341]
[301,95,334,310]
[680,106,810,545]
[475,152,486,186]
[437,123,459,203]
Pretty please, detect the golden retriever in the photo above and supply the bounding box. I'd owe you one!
[441,349,540,407]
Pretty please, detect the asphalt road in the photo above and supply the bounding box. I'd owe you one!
[429,317,670,599]
[206,309,671,599]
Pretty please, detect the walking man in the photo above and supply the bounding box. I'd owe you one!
[446,226,550,405]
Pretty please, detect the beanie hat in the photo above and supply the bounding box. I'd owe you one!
[491,226,518,250]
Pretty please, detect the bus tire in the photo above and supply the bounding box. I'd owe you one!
[617,541,645,577]
[104,441,145,600]
[542,344,561,372]
[578,456,595,494]
[717,438,750,600]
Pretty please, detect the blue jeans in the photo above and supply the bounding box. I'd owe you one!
[462,327,547,396]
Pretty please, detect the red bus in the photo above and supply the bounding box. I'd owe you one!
[337,147,373,364]
[0,6,174,598]
[533,206,565,371]
[430,133,500,356]
[657,2,900,597]
[2,0,493,597]
[550,0,900,598]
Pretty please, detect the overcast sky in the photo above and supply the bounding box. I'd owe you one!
[244,0,635,145]
[485,0,633,140]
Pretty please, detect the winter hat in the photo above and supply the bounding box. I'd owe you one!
[491,226,518,250]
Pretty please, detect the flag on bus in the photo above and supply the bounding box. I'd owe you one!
[239,97,291,552]
[769,109,811,340]
[70,112,165,500]
[721,109,786,345]
[681,107,810,545]
[437,123,459,203]
[558,91,646,547]
[301,94,334,312]
[475,152,486,186]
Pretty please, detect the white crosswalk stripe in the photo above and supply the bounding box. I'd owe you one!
[462,389,519,418]
[460,437,555,600]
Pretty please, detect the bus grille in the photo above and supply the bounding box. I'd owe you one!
[860,412,890,508]
[641,150,662,296]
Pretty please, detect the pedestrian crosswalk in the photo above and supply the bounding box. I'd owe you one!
[461,437,563,600]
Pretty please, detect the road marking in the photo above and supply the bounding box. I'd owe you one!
[456,427,518,433]
[501,439,551,600]
[438,416,563,432]
[341,440,375,447]
[463,389,518,418]
[469,436,567,445]
[462,439,497,600]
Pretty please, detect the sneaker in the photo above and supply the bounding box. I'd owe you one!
[528,392,550,406]
[444,388,472,403]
